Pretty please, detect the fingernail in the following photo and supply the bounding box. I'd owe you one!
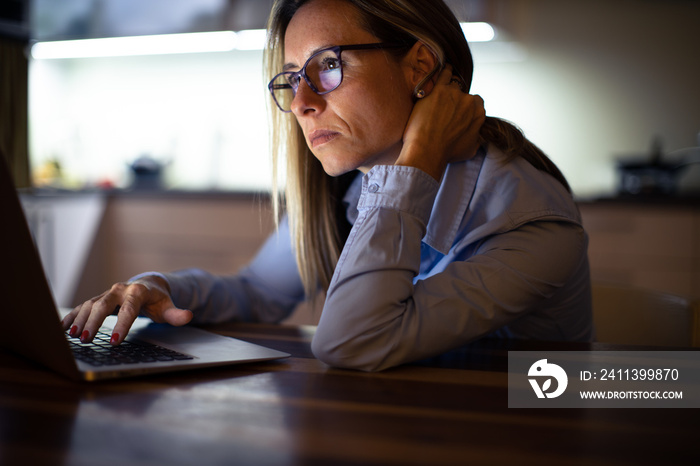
[110,333,120,345]
[80,330,90,343]
[69,325,79,337]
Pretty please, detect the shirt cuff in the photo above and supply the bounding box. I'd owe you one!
[357,165,439,223]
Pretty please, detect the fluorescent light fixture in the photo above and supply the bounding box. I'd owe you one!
[31,31,240,59]
[235,29,268,51]
[31,23,492,60]
[460,22,496,42]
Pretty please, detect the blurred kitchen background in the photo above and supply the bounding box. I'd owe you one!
[15,0,700,196]
[2,0,700,320]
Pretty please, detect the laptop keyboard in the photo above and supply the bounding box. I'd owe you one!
[66,330,195,367]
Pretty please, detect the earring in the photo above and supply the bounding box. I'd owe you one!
[415,89,426,99]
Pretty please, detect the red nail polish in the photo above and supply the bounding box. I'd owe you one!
[110,333,120,345]
[69,325,79,337]
[80,330,90,343]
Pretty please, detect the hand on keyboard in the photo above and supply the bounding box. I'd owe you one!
[62,275,193,347]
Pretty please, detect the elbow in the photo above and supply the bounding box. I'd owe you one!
[311,332,392,372]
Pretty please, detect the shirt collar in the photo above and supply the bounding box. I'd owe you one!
[422,148,486,254]
[342,147,487,255]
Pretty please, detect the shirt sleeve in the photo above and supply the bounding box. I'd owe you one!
[312,165,587,371]
[135,217,305,324]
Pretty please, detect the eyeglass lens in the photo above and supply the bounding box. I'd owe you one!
[271,48,343,111]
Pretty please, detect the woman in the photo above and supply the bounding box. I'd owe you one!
[63,0,592,371]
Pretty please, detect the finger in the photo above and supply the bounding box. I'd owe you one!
[472,94,485,113]
[108,283,151,345]
[162,308,194,327]
[61,305,82,331]
[466,95,486,124]
[81,287,125,343]
[138,294,176,324]
[62,287,107,330]
[449,76,466,93]
[435,64,454,86]
[67,297,105,339]
[464,95,487,156]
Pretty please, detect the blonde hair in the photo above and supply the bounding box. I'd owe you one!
[264,0,570,298]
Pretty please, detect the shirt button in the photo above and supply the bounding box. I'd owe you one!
[368,183,379,193]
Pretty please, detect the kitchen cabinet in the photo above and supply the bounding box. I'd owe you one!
[71,193,700,324]
[578,200,700,299]
[73,193,275,306]
[72,192,323,324]
[20,192,106,307]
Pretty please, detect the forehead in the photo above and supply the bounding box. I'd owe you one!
[283,0,378,65]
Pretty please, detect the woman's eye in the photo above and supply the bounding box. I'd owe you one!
[321,57,341,71]
[286,74,301,87]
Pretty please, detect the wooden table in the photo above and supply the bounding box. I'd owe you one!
[1,323,698,465]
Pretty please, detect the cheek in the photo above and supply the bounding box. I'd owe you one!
[348,82,413,143]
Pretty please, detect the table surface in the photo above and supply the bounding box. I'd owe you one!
[1,323,698,466]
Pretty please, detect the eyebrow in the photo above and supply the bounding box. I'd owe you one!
[282,43,335,71]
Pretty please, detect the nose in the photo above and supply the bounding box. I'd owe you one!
[290,79,325,116]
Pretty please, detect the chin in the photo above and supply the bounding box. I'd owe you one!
[317,154,361,178]
[321,164,353,178]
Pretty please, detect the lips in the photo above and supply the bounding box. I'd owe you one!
[308,129,340,148]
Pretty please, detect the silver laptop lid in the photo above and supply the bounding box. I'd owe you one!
[0,154,82,379]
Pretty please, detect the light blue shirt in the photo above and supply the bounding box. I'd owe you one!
[155,144,593,371]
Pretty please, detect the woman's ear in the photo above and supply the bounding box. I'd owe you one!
[403,41,439,96]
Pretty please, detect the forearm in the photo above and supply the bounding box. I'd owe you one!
[159,268,300,324]
[132,217,305,324]
[313,165,439,370]
[313,166,588,371]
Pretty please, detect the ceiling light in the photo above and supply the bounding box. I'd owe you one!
[234,29,267,51]
[460,22,496,42]
[30,23,493,60]
[31,31,240,59]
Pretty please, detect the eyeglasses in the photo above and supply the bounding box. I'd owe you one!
[268,42,407,113]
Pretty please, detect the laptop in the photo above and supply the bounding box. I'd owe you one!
[0,154,289,381]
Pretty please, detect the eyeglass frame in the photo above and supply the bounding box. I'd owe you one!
[268,42,409,113]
